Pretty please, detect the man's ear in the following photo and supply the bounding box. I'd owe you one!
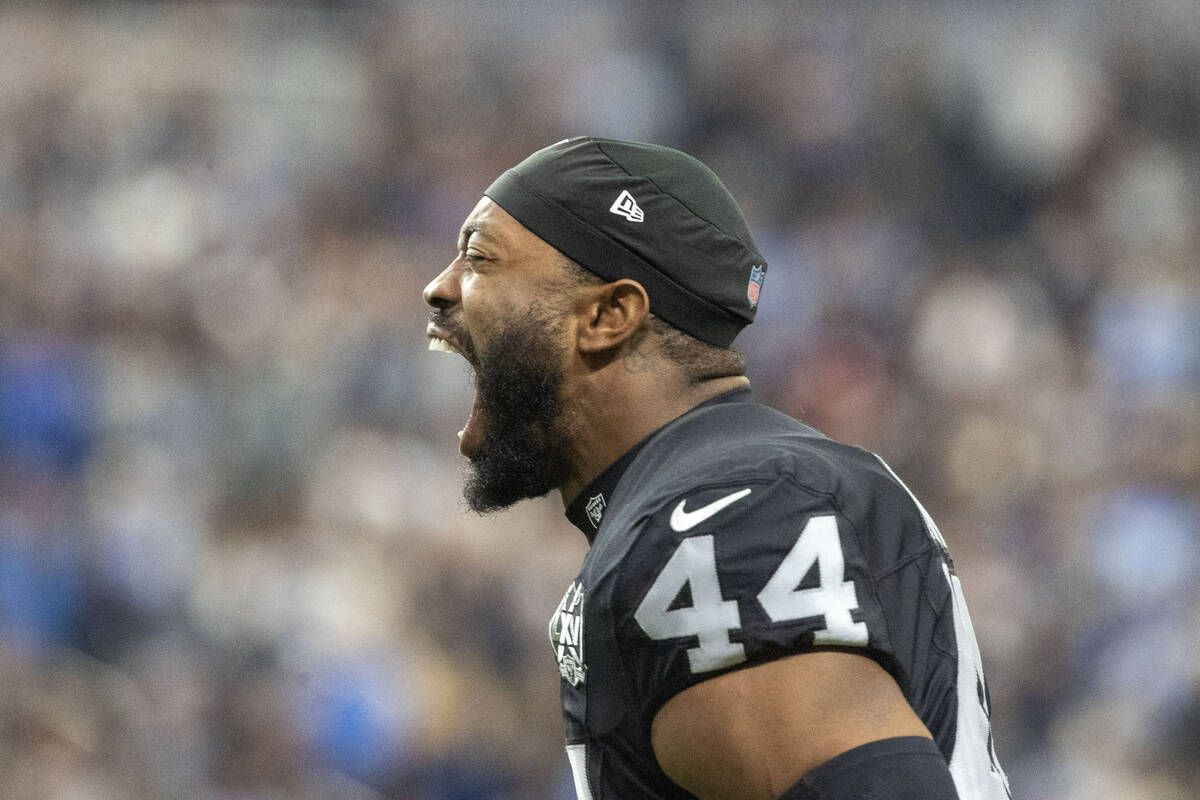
[576,279,650,354]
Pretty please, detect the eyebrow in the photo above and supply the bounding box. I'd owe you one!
[458,222,500,250]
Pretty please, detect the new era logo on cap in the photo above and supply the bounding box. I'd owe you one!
[609,189,644,222]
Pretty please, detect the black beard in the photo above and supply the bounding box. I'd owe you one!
[463,305,570,513]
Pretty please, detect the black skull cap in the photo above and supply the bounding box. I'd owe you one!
[484,137,766,348]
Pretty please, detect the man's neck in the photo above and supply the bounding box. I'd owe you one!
[557,374,751,507]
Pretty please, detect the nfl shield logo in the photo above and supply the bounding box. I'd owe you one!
[747,265,765,308]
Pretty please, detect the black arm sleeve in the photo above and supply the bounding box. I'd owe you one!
[777,737,960,800]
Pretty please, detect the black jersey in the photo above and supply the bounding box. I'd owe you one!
[551,389,1010,800]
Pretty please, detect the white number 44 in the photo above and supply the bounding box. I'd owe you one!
[634,515,868,673]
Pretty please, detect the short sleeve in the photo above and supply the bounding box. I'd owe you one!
[609,475,895,720]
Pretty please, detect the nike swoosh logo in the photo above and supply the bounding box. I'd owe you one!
[669,488,752,532]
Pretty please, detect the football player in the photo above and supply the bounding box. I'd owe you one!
[423,137,1010,800]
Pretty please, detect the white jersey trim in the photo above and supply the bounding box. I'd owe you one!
[566,743,593,800]
[875,454,1012,800]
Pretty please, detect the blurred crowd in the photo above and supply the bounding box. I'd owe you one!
[1,1,1198,798]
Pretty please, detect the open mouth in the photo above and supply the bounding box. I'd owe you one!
[428,334,484,458]
[427,337,464,357]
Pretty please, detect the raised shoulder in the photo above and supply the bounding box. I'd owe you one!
[588,400,942,723]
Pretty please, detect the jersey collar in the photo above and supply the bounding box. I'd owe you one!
[564,386,753,543]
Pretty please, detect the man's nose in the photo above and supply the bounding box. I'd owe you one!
[422,262,461,309]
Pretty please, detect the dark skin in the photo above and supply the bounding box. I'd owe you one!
[423,198,932,800]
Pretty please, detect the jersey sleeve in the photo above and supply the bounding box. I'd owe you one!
[608,473,898,721]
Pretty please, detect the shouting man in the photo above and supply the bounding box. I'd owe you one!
[423,137,1010,800]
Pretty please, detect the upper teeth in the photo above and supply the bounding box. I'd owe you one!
[428,337,463,356]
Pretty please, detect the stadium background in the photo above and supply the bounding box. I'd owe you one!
[1,1,1198,798]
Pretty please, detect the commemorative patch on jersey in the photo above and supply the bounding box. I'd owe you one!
[550,581,587,686]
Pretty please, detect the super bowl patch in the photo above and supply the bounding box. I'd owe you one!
[549,581,587,686]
